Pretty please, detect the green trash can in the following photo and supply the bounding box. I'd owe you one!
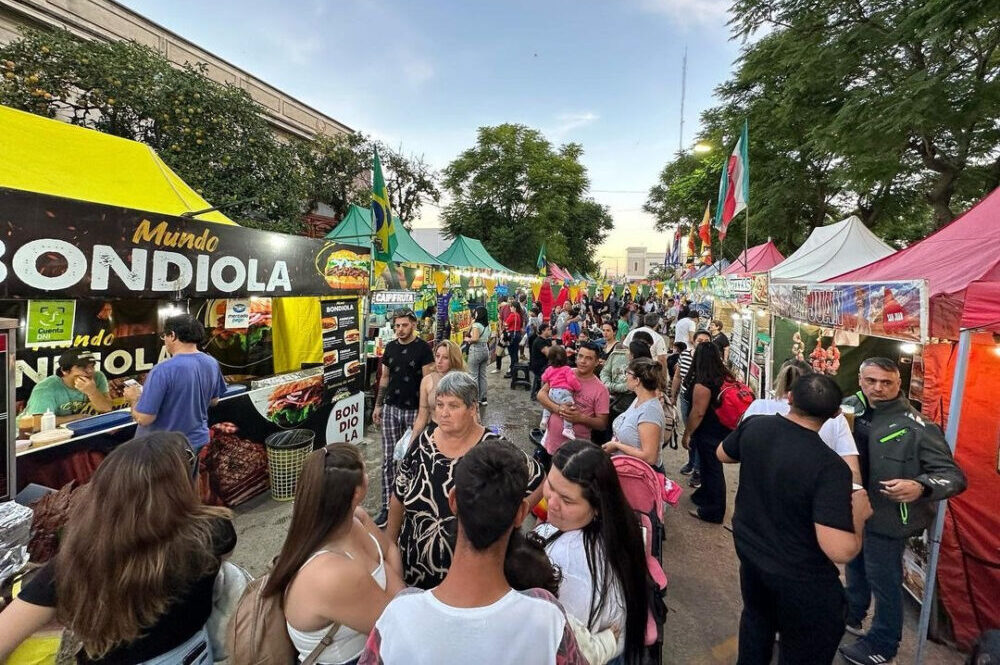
[264,429,315,501]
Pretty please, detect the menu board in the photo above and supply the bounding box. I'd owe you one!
[729,316,753,384]
[321,298,363,401]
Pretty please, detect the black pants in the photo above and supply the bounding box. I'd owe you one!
[531,369,543,399]
[509,331,523,362]
[737,558,846,665]
[690,430,726,522]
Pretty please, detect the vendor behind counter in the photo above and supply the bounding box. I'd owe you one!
[18,350,112,421]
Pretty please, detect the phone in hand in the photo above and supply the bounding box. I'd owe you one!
[124,379,140,388]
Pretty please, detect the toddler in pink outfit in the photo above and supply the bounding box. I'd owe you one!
[540,345,581,442]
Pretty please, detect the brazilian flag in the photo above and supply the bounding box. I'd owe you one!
[372,149,396,262]
[536,242,547,277]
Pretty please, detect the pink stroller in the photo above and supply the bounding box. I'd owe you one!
[613,455,669,664]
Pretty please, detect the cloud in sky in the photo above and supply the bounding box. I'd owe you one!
[402,57,435,87]
[636,0,730,27]
[550,111,599,139]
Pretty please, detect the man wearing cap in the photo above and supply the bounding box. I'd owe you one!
[20,349,113,420]
[373,308,435,526]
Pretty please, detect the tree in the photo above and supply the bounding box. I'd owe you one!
[379,145,440,227]
[296,132,371,222]
[647,0,999,254]
[0,30,308,232]
[441,124,611,274]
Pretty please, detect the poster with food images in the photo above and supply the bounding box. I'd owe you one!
[320,298,363,401]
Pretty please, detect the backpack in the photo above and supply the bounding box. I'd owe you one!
[227,571,339,665]
[715,379,755,430]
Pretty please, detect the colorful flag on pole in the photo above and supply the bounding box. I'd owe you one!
[536,242,547,277]
[667,228,681,266]
[686,223,697,264]
[371,149,396,262]
[714,120,749,241]
[699,202,713,264]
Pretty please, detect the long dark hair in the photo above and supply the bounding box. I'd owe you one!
[263,444,365,599]
[684,340,734,393]
[473,306,489,327]
[55,434,229,659]
[550,440,648,664]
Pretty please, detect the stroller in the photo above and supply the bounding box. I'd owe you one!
[613,455,669,664]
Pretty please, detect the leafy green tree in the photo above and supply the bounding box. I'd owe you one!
[378,145,440,227]
[0,30,307,232]
[647,0,999,255]
[441,124,611,274]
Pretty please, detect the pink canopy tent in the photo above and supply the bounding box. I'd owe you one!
[547,262,573,281]
[721,240,784,276]
[833,187,1000,339]
[831,188,1000,658]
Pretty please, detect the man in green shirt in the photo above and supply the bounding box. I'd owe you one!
[21,349,113,419]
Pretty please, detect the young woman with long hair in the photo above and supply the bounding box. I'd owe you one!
[264,443,403,665]
[0,433,235,664]
[603,357,668,468]
[681,341,736,523]
[465,305,491,405]
[534,439,648,664]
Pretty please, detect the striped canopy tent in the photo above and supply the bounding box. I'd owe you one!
[326,205,445,266]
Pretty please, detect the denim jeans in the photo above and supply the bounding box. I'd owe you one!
[845,528,906,658]
[141,627,212,665]
[467,344,489,400]
[680,394,700,471]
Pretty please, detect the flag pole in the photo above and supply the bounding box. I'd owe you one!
[743,205,749,272]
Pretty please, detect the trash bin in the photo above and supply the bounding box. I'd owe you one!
[264,429,315,501]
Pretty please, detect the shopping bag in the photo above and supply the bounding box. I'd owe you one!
[393,428,413,461]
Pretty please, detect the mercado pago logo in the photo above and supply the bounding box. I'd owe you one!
[0,220,293,294]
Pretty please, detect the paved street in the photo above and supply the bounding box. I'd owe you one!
[229,368,963,664]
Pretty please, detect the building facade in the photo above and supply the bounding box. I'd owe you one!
[0,0,351,141]
[625,247,667,280]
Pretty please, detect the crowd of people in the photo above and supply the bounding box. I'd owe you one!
[0,294,971,665]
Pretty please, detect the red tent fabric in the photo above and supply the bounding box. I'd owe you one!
[832,187,1000,339]
[920,338,1000,648]
[721,240,785,276]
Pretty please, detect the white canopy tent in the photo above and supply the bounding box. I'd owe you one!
[770,215,895,282]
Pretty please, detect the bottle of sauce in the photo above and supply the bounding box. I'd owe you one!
[40,409,56,432]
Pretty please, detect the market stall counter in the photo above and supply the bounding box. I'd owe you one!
[2,187,371,506]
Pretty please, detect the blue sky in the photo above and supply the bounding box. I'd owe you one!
[122,0,740,274]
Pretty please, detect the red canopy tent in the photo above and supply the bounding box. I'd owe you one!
[721,240,785,275]
[832,188,1000,654]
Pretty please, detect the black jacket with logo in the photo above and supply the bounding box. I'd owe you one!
[843,392,967,538]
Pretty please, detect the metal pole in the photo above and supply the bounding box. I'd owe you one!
[743,206,750,272]
[679,46,687,153]
[914,329,972,664]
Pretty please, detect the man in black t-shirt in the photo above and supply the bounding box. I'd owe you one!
[373,308,435,525]
[528,323,554,400]
[719,373,873,665]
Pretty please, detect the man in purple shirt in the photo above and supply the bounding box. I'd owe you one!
[124,314,226,448]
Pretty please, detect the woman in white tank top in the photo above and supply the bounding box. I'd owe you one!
[261,444,404,665]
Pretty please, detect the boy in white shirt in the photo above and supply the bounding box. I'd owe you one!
[359,439,585,665]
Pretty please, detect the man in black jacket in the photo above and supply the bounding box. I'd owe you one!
[839,357,967,665]
[528,323,553,400]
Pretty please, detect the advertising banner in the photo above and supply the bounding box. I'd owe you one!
[768,280,928,343]
[0,188,369,300]
[727,276,753,305]
[371,290,417,307]
[26,300,76,346]
[320,298,363,402]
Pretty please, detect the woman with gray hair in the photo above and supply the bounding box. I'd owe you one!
[385,371,545,588]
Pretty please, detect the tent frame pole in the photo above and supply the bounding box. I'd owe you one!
[914,329,972,665]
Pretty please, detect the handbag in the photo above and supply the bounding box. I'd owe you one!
[227,570,340,665]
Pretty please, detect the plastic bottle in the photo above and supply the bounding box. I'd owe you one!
[40,409,56,432]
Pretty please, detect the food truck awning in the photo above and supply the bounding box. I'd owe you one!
[326,205,446,266]
[437,235,497,270]
[0,105,236,225]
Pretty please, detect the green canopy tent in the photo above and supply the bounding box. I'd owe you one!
[437,235,503,270]
[325,204,446,266]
